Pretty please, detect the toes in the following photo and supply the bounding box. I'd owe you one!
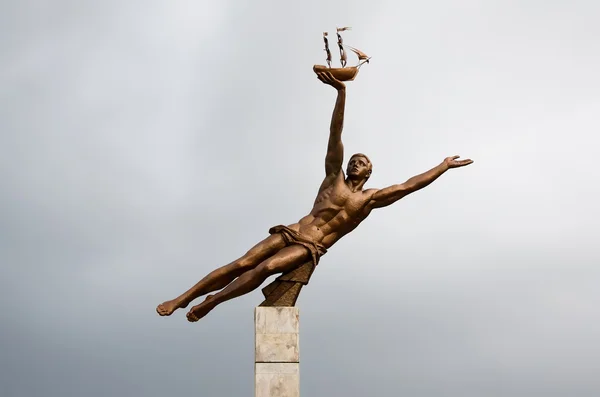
[157,302,177,316]
[186,312,198,322]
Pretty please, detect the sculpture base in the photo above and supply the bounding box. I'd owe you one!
[255,307,300,397]
[260,261,316,307]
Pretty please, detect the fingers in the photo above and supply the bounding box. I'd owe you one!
[446,156,473,168]
[321,71,334,81]
[317,71,335,84]
[455,159,474,167]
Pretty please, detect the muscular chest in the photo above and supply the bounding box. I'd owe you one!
[317,181,368,214]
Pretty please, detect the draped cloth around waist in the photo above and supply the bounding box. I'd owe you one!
[259,225,327,307]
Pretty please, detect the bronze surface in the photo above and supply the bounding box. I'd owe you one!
[156,64,473,323]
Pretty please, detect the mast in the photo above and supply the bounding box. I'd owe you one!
[336,27,350,68]
[323,32,332,68]
[319,27,370,69]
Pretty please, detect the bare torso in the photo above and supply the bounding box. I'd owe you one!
[286,171,375,248]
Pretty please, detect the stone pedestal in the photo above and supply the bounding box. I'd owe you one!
[255,307,300,397]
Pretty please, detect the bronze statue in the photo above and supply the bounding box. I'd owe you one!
[156,32,473,323]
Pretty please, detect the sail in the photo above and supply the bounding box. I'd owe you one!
[345,45,370,62]
[319,27,370,69]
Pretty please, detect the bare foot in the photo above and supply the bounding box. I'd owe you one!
[156,298,188,316]
[186,295,215,322]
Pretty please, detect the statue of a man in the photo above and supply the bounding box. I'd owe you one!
[156,72,473,322]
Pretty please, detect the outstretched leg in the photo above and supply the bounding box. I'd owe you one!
[186,245,310,322]
[156,233,286,316]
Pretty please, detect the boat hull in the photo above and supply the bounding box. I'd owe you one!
[313,65,359,81]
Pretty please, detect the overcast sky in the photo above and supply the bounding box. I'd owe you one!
[1,1,599,396]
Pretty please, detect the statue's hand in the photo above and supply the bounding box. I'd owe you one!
[317,72,346,90]
[444,155,474,169]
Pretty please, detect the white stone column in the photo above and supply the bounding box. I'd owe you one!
[255,307,300,397]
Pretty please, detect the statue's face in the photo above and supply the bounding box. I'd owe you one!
[347,155,371,180]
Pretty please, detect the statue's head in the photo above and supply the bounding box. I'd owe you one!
[347,153,372,181]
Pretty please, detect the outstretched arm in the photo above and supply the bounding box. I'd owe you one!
[316,72,347,195]
[369,156,473,209]
[320,72,346,175]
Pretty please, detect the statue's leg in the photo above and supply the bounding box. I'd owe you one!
[156,233,287,316]
[186,245,310,322]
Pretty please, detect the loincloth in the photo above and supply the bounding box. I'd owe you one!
[259,225,327,307]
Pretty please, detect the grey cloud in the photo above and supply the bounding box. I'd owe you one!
[1,1,599,396]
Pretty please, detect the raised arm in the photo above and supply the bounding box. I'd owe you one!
[316,72,347,193]
[325,85,346,174]
[369,155,473,209]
